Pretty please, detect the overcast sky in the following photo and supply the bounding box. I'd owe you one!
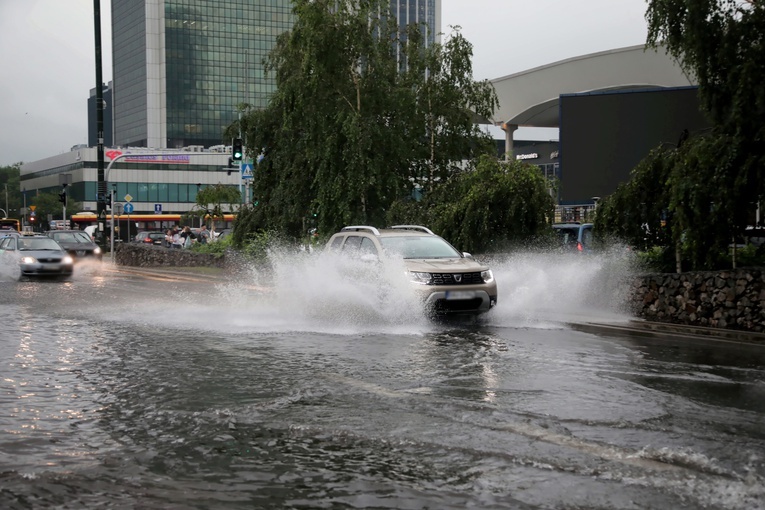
[0,0,649,167]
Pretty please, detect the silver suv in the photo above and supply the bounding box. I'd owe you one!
[326,225,498,316]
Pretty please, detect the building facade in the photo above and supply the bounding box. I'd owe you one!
[111,0,295,149]
[88,82,114,148]
[110,1,441,149]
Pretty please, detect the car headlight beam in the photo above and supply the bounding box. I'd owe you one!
[63,256,74,265]
[94,247,102,255]
[21,256,37,264]
[481,269,494,283]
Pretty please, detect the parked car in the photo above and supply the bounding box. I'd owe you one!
[134,231,167,246]
[45,230,103,261]
[325,225,498,316]
[0,234,74,279]
[552,223,594,253]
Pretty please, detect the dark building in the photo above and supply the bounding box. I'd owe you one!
[87,81,113,148]
[559,86,712,205]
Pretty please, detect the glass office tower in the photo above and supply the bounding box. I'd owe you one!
[389,0,440,47]
[111,1,440,149]
[112,0,294,149]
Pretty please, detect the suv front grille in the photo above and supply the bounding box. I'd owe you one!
[430,272,483,285]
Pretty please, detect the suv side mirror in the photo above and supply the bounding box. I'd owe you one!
[462,252,473,259]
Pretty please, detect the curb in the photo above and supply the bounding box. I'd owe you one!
[569,320,765,345]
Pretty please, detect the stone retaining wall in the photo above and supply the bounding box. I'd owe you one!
[630,268,765,332]
[114,242,226,268]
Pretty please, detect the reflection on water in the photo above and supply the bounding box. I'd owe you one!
[0,249,763,509]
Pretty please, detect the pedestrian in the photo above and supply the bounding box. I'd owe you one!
[172,228,184,249]
[164,229,174,248]
[180,226,196,248]
[197,224,210,245]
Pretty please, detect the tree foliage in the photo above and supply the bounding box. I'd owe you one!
[0,164,23,219]
[596,1,764,271]
[387,155,555,254]
[193,183,242,229]
[227,0,498,239]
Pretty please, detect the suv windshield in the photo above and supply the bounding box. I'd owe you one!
[51,232,92,243]
[379,236,461,259]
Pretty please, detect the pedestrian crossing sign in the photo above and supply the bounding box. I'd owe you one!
[241,163,254,179]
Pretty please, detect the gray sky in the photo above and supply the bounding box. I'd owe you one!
[0,0,649,167]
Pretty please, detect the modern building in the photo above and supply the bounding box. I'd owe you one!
[389,0,441,44]
[111,0,296,149]
[489,45,708,217]
[110,1,441,149]
[19,146,242,221]
[88,81,113,148]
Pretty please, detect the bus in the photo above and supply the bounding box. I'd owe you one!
[0,218,21,232]
[70,212,236,242]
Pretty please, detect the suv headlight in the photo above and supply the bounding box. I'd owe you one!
[481,269,494,283]
[409,271,433,285]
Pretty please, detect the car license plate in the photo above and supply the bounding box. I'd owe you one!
[76,251,85,257]
[445,291,475,300]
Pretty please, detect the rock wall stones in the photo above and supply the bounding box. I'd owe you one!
[631,268,765,332]
[114,243,225,268]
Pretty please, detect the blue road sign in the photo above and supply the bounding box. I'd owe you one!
[123,202,135,214]
[155,203,162,213]
[241,163,254,180]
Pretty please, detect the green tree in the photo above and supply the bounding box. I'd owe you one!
[596,1,764,271]
[192,183,242,231]
[28,192,82,231]
[388,155,555,254]
[0,164,23,219]
[227,0,498,239]
[643,0,765,262]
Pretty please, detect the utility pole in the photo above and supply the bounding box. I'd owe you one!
[94,0,107,247]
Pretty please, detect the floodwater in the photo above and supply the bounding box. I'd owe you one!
[1,250,764,509]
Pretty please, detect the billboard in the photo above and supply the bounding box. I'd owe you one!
[559,87,711,204]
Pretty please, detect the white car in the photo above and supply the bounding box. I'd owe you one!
[325,225,497,316]
[0,234,74,279]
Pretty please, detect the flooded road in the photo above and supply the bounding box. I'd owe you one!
[1,253,764,509]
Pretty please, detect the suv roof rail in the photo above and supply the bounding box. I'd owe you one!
[341,225,381,236]
[390,225,435,235]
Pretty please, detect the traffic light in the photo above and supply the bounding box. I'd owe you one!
[232,138,243,161]
[227,157,235,176]
[59,190,67,204]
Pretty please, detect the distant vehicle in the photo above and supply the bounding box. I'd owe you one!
[45,230,103,261]
[134,231,166,246]
[552,223,594,253]
[325,225,497,316]
[0,234,74,279]
[0,218,20,232]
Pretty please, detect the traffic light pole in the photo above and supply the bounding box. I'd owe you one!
[94,0,107,248]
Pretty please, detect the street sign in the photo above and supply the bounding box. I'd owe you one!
[241,163,254,179]
[114,203,124,215]
[155,203,162,213]
[123,203,134,214]
[124,194,133,202]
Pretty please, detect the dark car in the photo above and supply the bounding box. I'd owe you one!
[552,223,594,253]
[135,231,167,246]
[0,234,74,279]
[45,230,103,261]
